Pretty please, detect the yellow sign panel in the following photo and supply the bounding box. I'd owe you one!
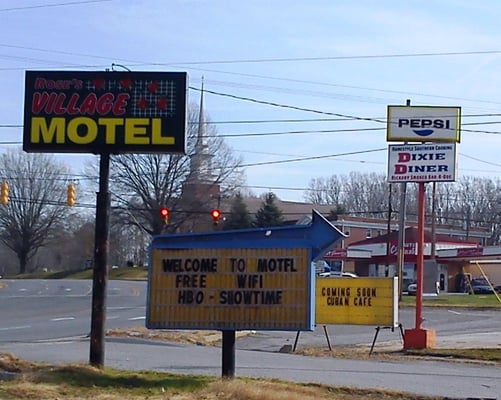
[315,277,398,326]
[147,247,313,330]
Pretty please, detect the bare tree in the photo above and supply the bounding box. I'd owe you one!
[304,171,501,244]
[304,172,389,217]
[304,176,344,205]
[108,103,245,235]
[0,150,73,274]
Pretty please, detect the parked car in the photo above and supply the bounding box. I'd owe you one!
[407,283,417,296]
[318,272,358,278]
[470,278,496,294]
[406,281,440,295]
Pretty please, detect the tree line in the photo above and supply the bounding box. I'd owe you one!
[304,172,501,244]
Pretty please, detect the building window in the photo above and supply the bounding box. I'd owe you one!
[366,228,372,238]
[377,229,383,236]
[344,226,351,236]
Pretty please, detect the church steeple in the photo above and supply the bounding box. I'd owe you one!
[181,78,221,232]
[188,78,215,183]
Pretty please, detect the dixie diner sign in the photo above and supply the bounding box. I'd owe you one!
[387,143,457,183]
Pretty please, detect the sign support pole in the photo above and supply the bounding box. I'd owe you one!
[415,182,425,330]
[404,182,436,349]
[89,152,111,367]
[222,330,235,378]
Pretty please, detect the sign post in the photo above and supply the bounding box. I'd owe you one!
[23,70,188,367]
[386,104,461,350]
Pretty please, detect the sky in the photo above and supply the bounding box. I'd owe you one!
[1,0,501,202]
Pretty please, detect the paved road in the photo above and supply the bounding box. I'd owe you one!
[2,335,500,399]
[1,279,500,399]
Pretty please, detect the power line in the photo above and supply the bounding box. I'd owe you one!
[240,148,387,168]
[459,153,501,168]
[191,86,388,123]
[191,86,501,134]
[0,0,113,12]
[218,127,384,138]
[188,69,501,108]
[113,50,501,66]
[2,41,501,109]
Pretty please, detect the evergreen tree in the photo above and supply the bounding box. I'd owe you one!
[223,193,253,230]
[254,192,284,227]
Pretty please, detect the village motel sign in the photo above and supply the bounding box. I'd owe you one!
[23,70,188,367]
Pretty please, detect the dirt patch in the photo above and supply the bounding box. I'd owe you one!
[107,327,254,346]
[106,328,500,366]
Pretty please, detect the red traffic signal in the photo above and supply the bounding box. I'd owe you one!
[160,207,170,224]
[211,209,221,225]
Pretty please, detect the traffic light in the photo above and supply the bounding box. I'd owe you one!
[160,207,170,224]
[0,181,9,205]
[211,209,221,226]
[67,183,76,207]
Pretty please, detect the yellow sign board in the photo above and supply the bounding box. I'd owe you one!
[147,247,313,330]
[315,277,398,326]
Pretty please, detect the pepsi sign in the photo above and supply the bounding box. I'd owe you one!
[387,105,461,143]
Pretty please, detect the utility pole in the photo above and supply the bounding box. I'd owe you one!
[386,183,393,276]
[431,182,437,258]
[397,99,410,299]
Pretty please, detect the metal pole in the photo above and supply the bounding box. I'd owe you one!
[397,99,411,300]
[221,330,235,378]
[397,183,407,299]
[386,183,392,276]
[89,152,111,367]
[415,182,426,330]
[431,182,436,259]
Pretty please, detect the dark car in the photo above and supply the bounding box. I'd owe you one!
[470,278,495,294]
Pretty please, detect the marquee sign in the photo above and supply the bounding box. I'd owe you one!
[387,105,461,143]
[23,70,187,154]
[147,210,344,331]
[149,247,313,330]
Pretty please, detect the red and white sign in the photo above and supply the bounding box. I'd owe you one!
[457,247,484,258]
[324,249,347,259]
[389,241,416,256]
[387,143,457,183]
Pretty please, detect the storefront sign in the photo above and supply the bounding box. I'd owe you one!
[387,143,457,183]
[387,105,461,142]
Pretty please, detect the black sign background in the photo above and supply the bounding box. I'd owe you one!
[23,70,187,154]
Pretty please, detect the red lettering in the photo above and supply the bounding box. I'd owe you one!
[96,93,114,115]
[34,78,47,90]
[53,93,67,115]
[45,92,58,113]
[397,152,411,162]
[31,91,130,116]
[32,92,49,113]
[113,93,130,115]
[79,93,98,115]
[66,93,81,115]
[394,165,407,174]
